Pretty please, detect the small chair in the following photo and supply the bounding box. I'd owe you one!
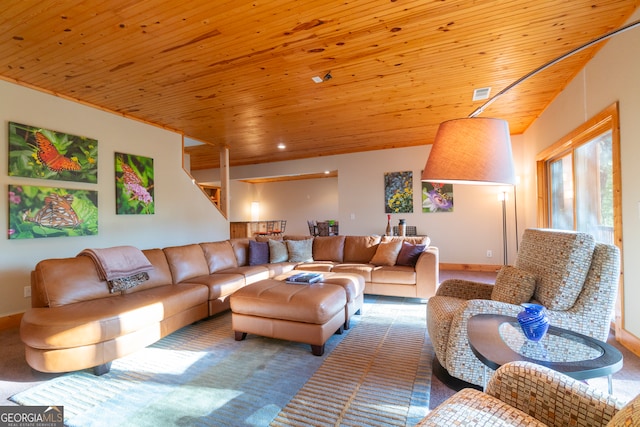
[392,225,417,236]
[269,220,286,236]
[307,220,317,236]
[316,221,330,236]
[329,221,339,235]
[418,361,636,427]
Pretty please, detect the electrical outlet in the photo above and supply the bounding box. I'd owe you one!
[24,286,31,298]
[486,250,493,258]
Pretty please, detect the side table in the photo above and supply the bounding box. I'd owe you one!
[467,314,623,393]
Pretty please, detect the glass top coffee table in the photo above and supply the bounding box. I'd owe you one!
[467,314,623,393]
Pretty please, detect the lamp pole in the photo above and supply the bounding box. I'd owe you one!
[501,191,508,265]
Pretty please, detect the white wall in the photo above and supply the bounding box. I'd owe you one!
[193,136,527,266]
[522,11,640,338]
[0,80,228,317]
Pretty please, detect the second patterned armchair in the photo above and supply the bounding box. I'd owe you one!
[427,228,620,387]
[418,361,636,427]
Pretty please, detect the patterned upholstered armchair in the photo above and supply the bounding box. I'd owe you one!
[427,228,620,386]
[418,361,638,427]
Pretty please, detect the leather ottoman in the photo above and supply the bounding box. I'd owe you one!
[230,279,347,356]
[274,271,364,329]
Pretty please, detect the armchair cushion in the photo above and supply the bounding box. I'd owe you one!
[515,229,595,310]
[491,265,537,305]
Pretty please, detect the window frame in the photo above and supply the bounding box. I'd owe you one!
[536,102,623,331]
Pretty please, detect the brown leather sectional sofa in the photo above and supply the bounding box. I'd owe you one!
[20,235,439,374]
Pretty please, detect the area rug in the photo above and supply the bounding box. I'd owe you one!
[271,297,432,427]
[10,296,432,427]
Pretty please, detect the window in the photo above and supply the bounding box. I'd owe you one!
[537,103,621,247]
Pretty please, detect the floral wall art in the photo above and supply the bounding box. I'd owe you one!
[384,171,413,213]
[422,182,454,212]
[115,152,154,215]
[8,185,98,239]
[8,122,98,183]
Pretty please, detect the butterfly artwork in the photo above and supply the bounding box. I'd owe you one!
[23,193,82,229]
[9,185,98,239]
[34,132,82,172]
[8,122,98,183]
[115,153,155,215]
[120,162,143,186]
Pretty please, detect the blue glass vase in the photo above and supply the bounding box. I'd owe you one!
[517,303,550,342]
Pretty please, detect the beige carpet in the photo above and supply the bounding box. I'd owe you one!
[271,297,431,427]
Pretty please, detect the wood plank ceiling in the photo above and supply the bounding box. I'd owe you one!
[1,1,637,170]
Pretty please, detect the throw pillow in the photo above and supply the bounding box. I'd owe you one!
[268,239,288,263]
[286,239,314,262]
[396,241,426,266]
[491,265,537,305]
[369,239,403,266]
[248,240,269,266]
[108,272,149,294]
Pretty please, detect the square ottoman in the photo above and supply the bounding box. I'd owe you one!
[230,279,347,356]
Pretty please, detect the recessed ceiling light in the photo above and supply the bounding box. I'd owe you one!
[277,143,286,149]
[472,87,491,101]
[312,71,332,83]
[324,170,330,174]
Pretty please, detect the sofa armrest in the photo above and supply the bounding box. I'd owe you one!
[414,246,439,299]
[487,361,623,427]
[435,279,494,299]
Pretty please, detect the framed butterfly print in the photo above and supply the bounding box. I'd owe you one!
[8,122,98,183]
[115,152,154,215]
[8,185,98,239]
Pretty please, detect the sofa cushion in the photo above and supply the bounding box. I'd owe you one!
[123,248,174,294]
[396,241,426,266]
[294,261,336,272]
[371,266,416,284]
[286,238,314,262]
[248,240,270,265]
[331,263,375,282]
[268,239,288,263]
[182,273,246,300]
[200,241,238,273]
[32,256,116,307]
[344,235,381,263]
[370,239,403,266]
[491,265,537,305]
[163,244,210,284]
[21,283,208,349]
[515,229,595,310]
[313,235,345,262]
[402,235,431,246]
[229,238,251,266]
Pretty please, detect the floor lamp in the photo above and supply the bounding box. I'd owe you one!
[500,191,508,265]
[422,18,640,264]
